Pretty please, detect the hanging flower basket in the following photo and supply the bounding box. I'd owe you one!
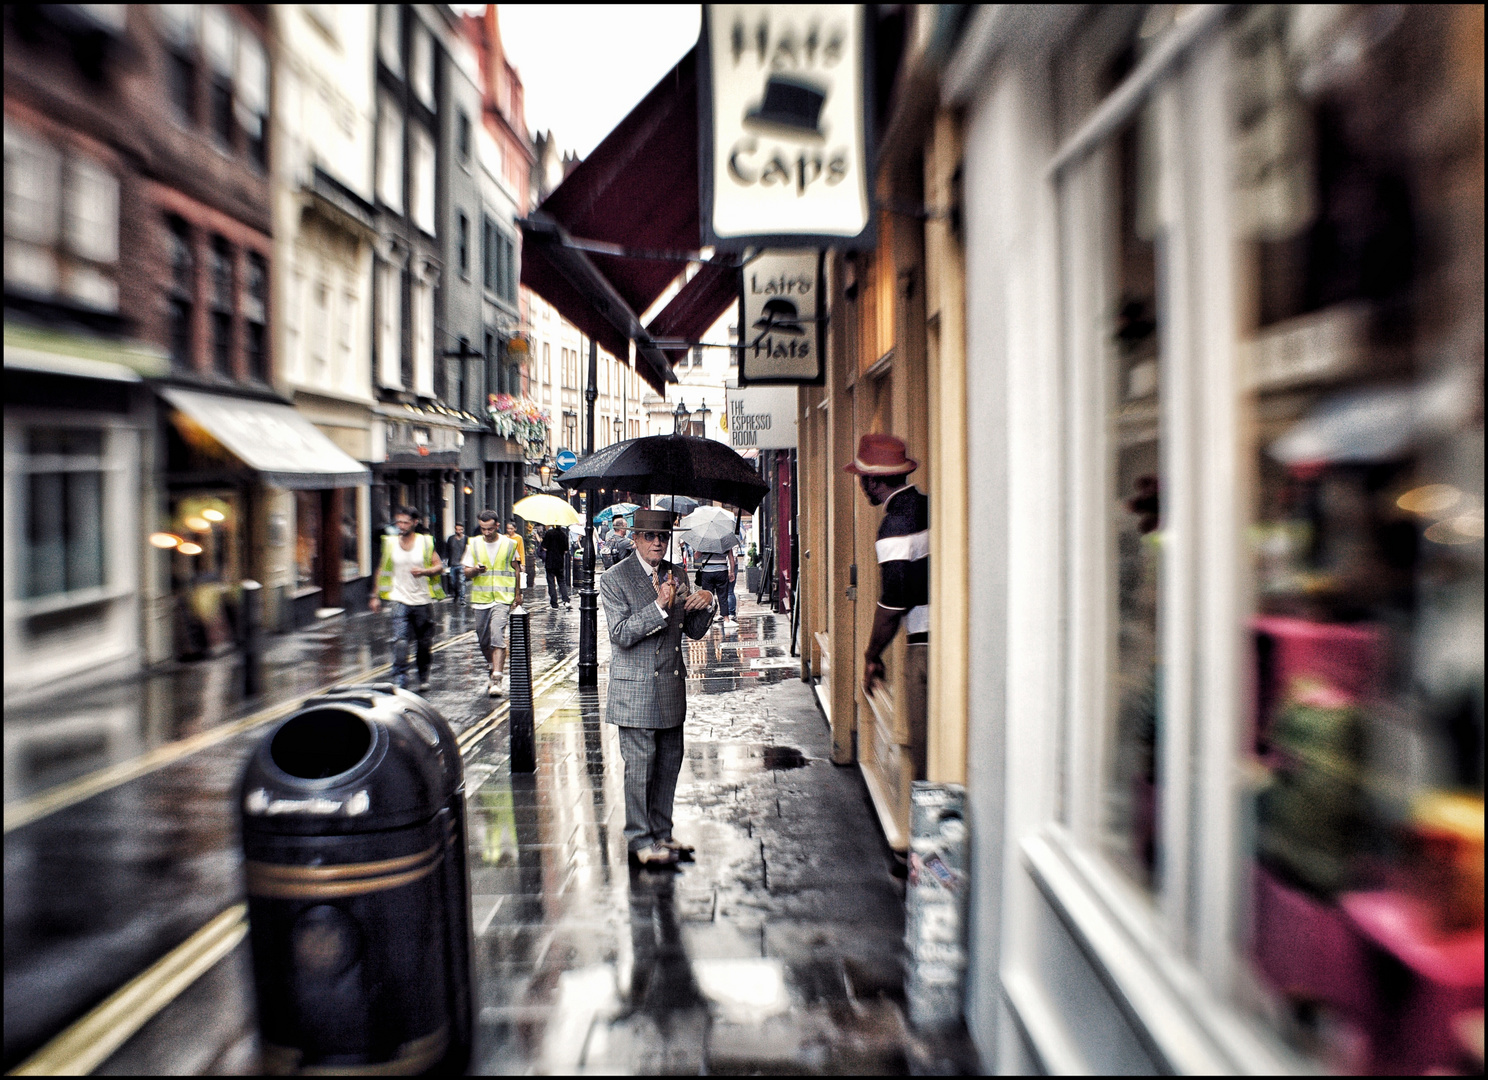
[488,394,551,460]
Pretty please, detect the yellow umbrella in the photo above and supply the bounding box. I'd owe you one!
[512,493,582,526]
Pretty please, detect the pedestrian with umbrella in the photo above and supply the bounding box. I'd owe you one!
[558,433,770,866]
[680,505,743,627]
[514,493,581,611]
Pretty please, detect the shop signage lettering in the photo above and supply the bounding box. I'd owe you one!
[700,4,873,249]
[738,249,825,384]
[725,385,798,450]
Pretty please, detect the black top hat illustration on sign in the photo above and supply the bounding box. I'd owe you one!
[754,298,806,336]
[744,74,828,141]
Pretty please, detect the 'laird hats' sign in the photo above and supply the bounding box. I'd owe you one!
[699,5,873,250]
[738,249,825,384]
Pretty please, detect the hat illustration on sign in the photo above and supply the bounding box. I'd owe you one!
[744,74,828,141]
[753,297,805,336]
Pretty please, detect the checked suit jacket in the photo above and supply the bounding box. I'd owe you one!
[599,555,715,729]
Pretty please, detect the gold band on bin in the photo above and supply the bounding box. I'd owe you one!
[247,844,443,900]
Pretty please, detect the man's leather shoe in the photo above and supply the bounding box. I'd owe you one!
[630,844,679,867]
[659,837,695,859]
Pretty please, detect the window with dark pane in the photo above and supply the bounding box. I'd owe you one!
[457,211,469,279]
[168,217,195,371]
[483,215,496,292]
[211,75,234,147]
[246,252,268,382]
[168,49,196,125]
[211,237,234,377]
[25,429,106,600]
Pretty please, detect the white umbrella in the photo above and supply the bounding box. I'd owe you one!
[677,505,743,554]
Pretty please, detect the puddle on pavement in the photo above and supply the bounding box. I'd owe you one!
[761,746,808,770]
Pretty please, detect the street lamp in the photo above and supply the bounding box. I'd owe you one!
[613,416,623,443]
[693,401,711,435]
[673,398,689,435]
[539,459,551,488]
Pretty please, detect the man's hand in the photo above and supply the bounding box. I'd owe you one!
[464,564,477,577]
[685,588,713,612]
[655,576,676,609]
[863,655,886,695]
[369,596,381,614]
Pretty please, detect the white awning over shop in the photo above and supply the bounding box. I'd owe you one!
[160,387,371,489]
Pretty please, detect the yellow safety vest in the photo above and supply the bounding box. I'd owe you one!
[376,533,447,601]
[466,535,517,606]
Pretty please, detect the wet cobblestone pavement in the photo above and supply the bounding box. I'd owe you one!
[5,592,978,1074]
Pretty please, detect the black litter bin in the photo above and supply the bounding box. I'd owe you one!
[239,684,473,1075]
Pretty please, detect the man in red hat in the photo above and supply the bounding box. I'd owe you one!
[845,433,930,780]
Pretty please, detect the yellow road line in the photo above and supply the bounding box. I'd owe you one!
[456,650,579,755]
[4,632,475,834]
[9,644,580,1076]
[8,905,249,1076]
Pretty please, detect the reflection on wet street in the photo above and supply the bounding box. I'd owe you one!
[4,595,973,1074]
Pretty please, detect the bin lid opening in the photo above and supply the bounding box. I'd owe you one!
[271,709,373,780]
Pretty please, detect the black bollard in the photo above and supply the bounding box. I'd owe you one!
[508,605,535,773]
[240,579,263,698]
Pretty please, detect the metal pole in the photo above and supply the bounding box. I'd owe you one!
[579,337,600,687]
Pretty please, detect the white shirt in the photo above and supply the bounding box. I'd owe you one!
[388,534,433,606]
[634,550,671,619]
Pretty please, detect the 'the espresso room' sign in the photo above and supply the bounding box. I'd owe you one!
[738,249,825,384]
[700,5,873,249]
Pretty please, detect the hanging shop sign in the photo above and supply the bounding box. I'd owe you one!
[699,4,874,250]
[725,385,798,450]
[737,248,825,384]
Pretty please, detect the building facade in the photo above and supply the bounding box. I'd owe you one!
[269,4,379,623]
[797,5,1484,1074]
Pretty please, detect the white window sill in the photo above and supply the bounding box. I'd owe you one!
[15,584,131,618]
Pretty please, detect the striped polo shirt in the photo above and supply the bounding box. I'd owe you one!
[876,484,929,642]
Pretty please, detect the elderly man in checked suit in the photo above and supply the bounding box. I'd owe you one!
[600,508,716,867]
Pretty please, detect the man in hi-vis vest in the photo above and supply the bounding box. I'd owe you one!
[370,505,446,692]
[463,510,522,697]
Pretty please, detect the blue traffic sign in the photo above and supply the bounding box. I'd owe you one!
[555,448,578,471]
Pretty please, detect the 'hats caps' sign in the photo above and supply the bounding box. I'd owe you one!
[738,249,825,384]
[700,5,872,249]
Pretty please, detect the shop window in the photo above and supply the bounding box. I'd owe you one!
[1228,7,1484,1070]
[295,490,321,592]
[341,494,362,582]
[23,429,106,600]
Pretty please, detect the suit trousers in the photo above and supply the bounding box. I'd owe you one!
[617,724,685,852]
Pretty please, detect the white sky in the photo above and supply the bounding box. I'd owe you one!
[475,5,701,159]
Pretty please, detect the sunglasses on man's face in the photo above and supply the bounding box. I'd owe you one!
[638,531,669,542]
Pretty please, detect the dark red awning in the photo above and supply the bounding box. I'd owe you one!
[520,48,703,393]
[646,260,739,367]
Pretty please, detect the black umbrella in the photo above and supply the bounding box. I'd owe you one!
[557,435,769,512]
